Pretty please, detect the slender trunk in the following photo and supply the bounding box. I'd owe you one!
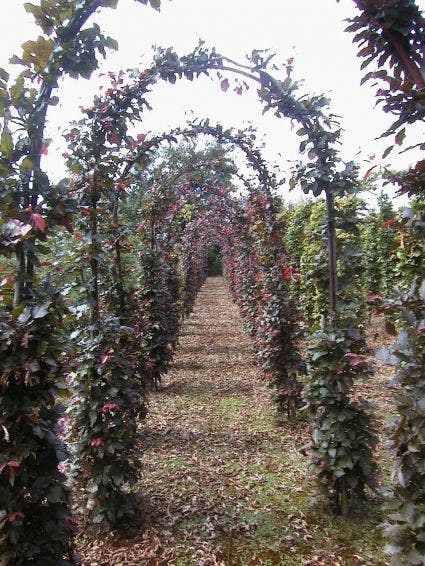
[90,173,100,331]
[353,1,425,88]
[90,253,100,329]
[114,239,126,315]
[325,190,338,323]
[17,2,105,300]
[23,85,53,297]
[112,191,126,316]
[339,478,349,517]
[383,29,425,89]
[13,244,26,307]
[150,212,156,253]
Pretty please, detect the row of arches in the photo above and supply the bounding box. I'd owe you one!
[1,1,423,563]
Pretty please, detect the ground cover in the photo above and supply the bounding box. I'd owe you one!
[77,277,395,565]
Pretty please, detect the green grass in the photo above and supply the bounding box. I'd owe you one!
[218,396,248,421]
[203,429,385,564]
[216,494,386,565]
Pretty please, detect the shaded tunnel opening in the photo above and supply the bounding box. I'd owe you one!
[207,245,223,276]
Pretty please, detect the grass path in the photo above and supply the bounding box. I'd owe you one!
[78,277,389,565]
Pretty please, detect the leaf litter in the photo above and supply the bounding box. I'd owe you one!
[77,277,394,565]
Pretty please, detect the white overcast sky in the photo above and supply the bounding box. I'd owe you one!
[1,0,424,202]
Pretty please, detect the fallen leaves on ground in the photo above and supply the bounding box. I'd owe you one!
[76,278,391,565]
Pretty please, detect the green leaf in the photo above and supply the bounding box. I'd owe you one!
[20,157,34,173]
[10,75,24,101]
[32,301,51,319]
[24,3,42,16]
[0,128,13,159]
[21,37,54,72]
[104,36,118,51]
[11,304,25,319]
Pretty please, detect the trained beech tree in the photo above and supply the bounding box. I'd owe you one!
[0,0,160,561]
[344,1,424,562]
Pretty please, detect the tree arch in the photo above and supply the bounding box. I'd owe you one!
[61,123,314,530]
[63,48,377,515]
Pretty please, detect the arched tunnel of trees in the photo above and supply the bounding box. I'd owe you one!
[0,1,424,564]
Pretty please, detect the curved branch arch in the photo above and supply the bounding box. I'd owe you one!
[68,42,362,319]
